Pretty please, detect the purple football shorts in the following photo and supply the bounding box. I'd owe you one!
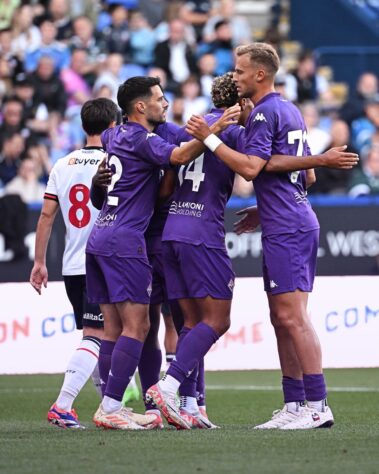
[262,229,319,294]
[162,241,235,300]
[86,253,152,304]
[149,251,167,305]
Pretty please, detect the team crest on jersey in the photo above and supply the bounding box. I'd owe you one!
[253,113,267,122]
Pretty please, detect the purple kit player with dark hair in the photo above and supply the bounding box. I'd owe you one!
[146,72,249,430]
[185,42,359,430]
[86,76,240,430]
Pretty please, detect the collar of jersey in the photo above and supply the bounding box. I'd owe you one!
[255,92,280,107]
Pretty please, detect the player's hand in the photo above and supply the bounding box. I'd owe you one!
[233,206,260,234]
[321,146,359,169]
[185,115,212,141]
[93,157,112,188]
[211,104,242,133]
[30,264,48,295]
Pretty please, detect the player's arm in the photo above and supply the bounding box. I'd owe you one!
[233,206,260,235]
[185,114,266,180]
[170,105,240,166]
[90,158,111,210]
[266,146,359,172]
[157,168,176,206]
[30,199,59,295]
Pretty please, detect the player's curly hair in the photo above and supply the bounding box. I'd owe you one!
[211,72,239,109]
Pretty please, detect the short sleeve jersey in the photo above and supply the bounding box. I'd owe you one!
[244,92,319,237]
[162,108,245,248]
[44,147,104,275]
[86,123,176,258]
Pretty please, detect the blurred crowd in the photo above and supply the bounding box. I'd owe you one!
[0,0,379,204]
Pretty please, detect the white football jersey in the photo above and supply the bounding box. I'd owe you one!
[44,147,105,275]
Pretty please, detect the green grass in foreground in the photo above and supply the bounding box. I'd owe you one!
[0,369,378,474]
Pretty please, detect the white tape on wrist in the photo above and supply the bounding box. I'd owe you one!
[203,134,223,152]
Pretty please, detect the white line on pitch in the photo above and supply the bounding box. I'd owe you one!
[206,385,379,393]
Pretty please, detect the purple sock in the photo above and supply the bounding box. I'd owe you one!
[98,340,115,397]
[105,336,143,402]
[303,373,327,401]
[196,357,206,407]
[139,341,162,411]
[282,376,306,403]
[167,322,219,385]
[175,327,198,398]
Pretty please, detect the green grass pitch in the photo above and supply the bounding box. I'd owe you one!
[0,369,378,474]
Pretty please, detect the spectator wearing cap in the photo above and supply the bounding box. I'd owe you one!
[24,17,71,73]
[197,20,234,76]
[351,93,379,156]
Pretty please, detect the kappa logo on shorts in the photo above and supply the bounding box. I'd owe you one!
[147,282,152,297]
[270,280,278,289]
[228,278,235,292]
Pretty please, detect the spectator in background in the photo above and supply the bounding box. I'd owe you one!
[202,0,251,47]
[289,50,329,104]
[0,27,23,77]
[93,53,124,103]
[0,96,29,145]
[29,55,67,118]
[11,4,41,59]
[128,10,156,68]
[70,15,103,66]
[181,0,212,41]
[0,0,20,30]
[139,0,165,28]
[180,74,209,121]
[197,53,216,98]
[340,72,378,125]
[170,95,185,126]
[348,145,379,197]
[351,94,379,156]
[4,157,45,203]
[154,18,198,93]
[48,0,73,42]
[301,102,331,154]
[147,65,174,107]
[98,3,129,59]
[0,132,25,186]
[60,48,92,114]
[308,120,353,195]
[24,17,71,73]
[197,19,234,76]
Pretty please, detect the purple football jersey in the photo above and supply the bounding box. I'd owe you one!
[244,92,319,236]
[145,121,183,254]
[163,108,245,249]
[86,122,176,258]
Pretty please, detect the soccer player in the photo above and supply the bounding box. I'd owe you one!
[185,43,359,430]
[146,72,247,430]
[30,98,118,429]
[86,76,239,430]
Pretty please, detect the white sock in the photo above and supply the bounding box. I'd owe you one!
[180,396,199,415]
[91,363,102,398]
[307,399,325,412]
[286,401,304,414]
[159,374,180,395]
[102,396,122,413]
[128,372,138,389]
[55,336,100,411]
